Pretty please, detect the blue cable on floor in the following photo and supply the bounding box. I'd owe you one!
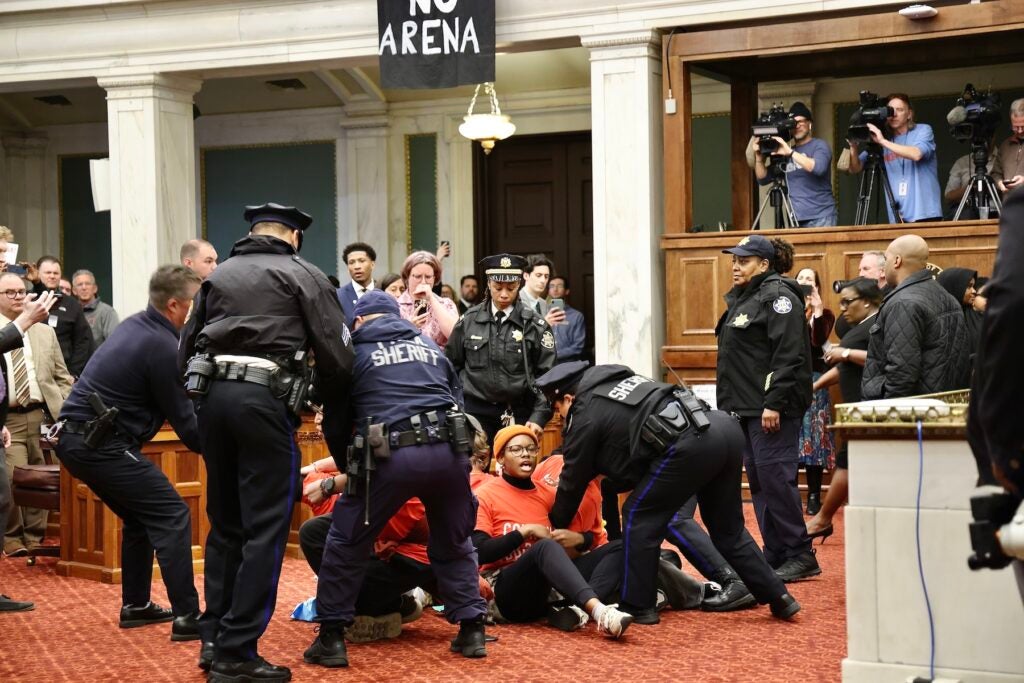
[915,419,936,680]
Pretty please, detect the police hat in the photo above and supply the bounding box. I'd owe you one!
[480,253,527,283]
[534,361,590,403]
[722,235,775,260]
[243,202,313,231]
[353,290,400,319]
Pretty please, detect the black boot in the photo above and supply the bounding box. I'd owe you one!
[197,642,215,672]
[303,622,349,668]
[119,601,174,628]
[170,612,201,642]
[208,658,291,682]
[701,567,756,612]
[450,618,487,658]
[806,493,822,516]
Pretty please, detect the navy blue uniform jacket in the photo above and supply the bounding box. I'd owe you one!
[350,314,462,430]
[60,305,200,452]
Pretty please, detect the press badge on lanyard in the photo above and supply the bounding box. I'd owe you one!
[48,314,58,328]
[898,181,908,197]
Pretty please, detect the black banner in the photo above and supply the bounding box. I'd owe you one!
[377,0,495,90]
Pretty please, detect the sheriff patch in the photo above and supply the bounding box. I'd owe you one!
[541,330,555,349]
[772,297,793,314]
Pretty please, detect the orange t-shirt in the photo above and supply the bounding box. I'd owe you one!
[470,470,494,491]
[474,476,555,571]
[533,455,608,548]
[375,498,429,565]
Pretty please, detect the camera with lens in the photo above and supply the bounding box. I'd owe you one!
[751,103,796,155]
[847,91,894,146]
[968,488,1024,571]
[948,82,1001,144]
[832,278,860,294]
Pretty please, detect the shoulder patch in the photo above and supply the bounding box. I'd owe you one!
[541,330,555,349]
[772,297,793,314]
[341,323,352,346]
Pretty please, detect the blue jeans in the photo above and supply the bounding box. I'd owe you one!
[797,209,838,228]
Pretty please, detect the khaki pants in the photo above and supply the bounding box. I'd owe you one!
[4,409,47,552]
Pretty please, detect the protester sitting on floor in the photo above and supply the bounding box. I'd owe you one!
[473,425,634,637]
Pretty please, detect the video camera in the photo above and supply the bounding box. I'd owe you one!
[947,82,1001,144]
[751,103,796,155]
[968,488,1024,571]
[847,91,894,145]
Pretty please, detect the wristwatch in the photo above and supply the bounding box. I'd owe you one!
[842,348,851,360]
[320,476,337,497]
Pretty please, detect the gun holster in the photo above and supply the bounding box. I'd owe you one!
[84,393,120,449]
[367,423,390,460]
[184,354,216,398]
[447,411,472,455]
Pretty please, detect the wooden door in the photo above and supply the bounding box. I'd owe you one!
[474,132,594,357]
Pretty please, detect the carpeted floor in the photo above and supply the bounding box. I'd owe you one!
[0,506,846,682]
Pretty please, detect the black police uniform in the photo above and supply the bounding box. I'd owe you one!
[57,304,202,622]
[179,204,353,671]
[305,292,486,667]
[716,266,814,573]
[446,300,555,443]
[542,363,793,618]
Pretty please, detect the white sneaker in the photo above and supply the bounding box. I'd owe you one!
[593,604,633,639]
[399,591,424,624]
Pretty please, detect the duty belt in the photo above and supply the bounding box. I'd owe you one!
[387,411,453,447]
[213,361,276,388]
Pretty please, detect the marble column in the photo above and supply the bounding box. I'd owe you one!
[2,133,50,259]
[339,115,390,275]
[98,74,201,315]
[583,30,664,377]
[442,115,475,285]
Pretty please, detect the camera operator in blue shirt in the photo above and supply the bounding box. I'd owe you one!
[751,102,837,227]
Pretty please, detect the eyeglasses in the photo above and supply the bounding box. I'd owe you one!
[838,296,862,308]
[505,445,539,457]
[2,289,26,299]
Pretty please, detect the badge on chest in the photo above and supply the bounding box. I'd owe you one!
[730,312,751,328]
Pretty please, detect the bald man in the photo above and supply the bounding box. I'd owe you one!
[180,239,218,281]
[861,235,970,399]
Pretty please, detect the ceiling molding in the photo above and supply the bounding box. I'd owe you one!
[0,97,33,129]
[347,68,385,103]
[315,70,352,106]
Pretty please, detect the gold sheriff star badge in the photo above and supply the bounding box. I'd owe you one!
[731,313,750,327]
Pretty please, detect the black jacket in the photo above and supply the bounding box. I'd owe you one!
[970,188,1024,492]
[861,269,969,400]
[178,235,354,448]
[445,299,555,425]
[61,306,200,452]
[31,283,93,376]
[715,271,812,418]
[548,364,678,528]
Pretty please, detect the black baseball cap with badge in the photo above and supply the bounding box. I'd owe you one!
[480,253,528,283]
[722,235,775,261]
[243,202,313,251]
[534,360,590,404]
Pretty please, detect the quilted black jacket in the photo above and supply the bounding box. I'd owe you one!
[862,268,970,399]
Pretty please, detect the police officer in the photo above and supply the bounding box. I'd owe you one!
[179,203,353,682]
[537,361,799,624]
[716,234,818,582]
[446,254,556,443]
[56,265,203,636]
[304,290,488,667]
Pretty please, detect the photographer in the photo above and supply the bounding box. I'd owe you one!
[945,136,1003,218]
[848,93,943,223]
[996,98,1024,195]
[750,102,837,227]
[396,251,458,350]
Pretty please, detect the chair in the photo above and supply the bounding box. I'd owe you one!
[10,437,61,566]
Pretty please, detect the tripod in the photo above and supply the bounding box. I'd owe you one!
[854,144,904,226]
[753,155,798,230]
[953,142,1002,220]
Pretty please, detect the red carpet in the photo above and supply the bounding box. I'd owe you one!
[0,506,846,682]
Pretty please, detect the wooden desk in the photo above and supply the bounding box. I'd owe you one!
[56,415,322,584]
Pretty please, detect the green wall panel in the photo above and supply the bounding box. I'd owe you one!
[691,114,733,230]
[407,134,438,252]
[834,88,1024,225]
[60,155,112,302]
[203,142,338,277]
